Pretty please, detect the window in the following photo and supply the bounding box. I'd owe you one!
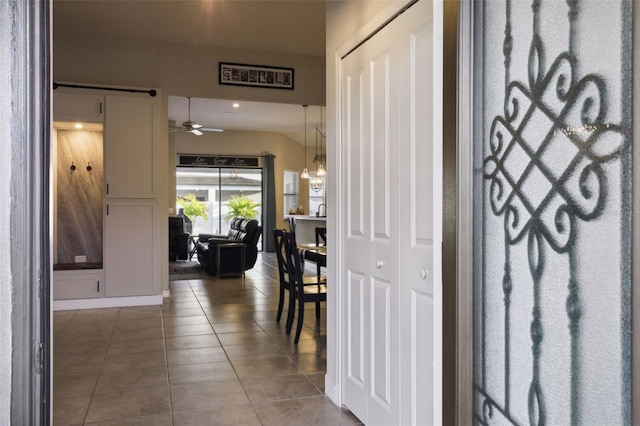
[283,170,298,215]
[308,172,325,216]
[176,167,263,248]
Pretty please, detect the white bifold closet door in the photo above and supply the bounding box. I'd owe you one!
[340,1,442,425]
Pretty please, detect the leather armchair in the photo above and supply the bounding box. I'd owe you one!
[196,218,262,276]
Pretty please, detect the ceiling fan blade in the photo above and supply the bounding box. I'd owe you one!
[177,98,222,135]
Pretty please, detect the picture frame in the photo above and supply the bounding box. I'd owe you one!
[219,62,294,90]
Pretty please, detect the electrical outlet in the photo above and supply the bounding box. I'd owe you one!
[75,255,87,263]
[168,208,174,214]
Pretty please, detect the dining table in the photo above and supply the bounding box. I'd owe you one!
[297,243,327,268]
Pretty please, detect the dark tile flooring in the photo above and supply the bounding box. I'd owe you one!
[53,253,358,425]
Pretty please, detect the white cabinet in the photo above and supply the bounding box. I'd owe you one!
[53,92,104,123]
[52,87,162,306]
[104,95,158,198]
[53,269,104,300]
[104,199,159,297]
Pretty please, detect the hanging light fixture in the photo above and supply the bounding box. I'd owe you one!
[301,105,310,179]
[316,161,326,177]
[316,106,326,177]
[309,105,325,192]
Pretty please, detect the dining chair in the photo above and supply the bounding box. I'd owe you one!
[315,227,327,246]
[282,230,327,343]
[314,226,327,280]
[273,229,326,328]
[287,216,296,233]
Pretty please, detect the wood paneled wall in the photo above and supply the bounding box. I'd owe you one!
[56,130,103,265]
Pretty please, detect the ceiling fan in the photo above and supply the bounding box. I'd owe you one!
[170,96,223,135]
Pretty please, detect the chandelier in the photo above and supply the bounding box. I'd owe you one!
[310,175,323,192]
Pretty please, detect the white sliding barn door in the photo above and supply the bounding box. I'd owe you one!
[340,1,442,424]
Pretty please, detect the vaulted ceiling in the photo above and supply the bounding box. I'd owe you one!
[53,0,326,57]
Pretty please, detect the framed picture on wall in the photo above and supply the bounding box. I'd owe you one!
[219,62,294,90]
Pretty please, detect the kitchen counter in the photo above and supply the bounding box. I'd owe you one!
[286,215,327,221]
[285,215,326,244]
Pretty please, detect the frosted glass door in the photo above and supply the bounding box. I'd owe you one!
[473,1,632,424]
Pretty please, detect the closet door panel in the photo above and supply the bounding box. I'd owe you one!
[398,1,441,424]
[346,65,366,239]
[342,44,371,423]
[341,14,400,426]
[370,50,393,241]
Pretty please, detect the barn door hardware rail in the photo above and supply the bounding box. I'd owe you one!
[53,82,157,97]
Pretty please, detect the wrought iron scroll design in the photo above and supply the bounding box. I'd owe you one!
[481,0,629,424]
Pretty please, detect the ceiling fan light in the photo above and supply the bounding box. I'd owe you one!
[191,129,203,136]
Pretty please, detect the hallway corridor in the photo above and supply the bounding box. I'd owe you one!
[52,253,356,425]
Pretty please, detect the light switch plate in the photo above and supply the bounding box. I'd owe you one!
[75,255,87,263]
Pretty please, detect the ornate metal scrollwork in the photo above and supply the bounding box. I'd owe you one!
[479,0,629,423]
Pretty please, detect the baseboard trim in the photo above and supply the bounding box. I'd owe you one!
[324,373,339,406]
[52,295,163,311]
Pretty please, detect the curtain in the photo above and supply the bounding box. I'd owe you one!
[263,154,276,252]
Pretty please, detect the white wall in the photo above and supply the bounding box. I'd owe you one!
[54,33,326,106]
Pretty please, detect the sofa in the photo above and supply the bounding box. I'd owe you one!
[196,218,262,276]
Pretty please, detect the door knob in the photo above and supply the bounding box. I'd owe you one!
[376,259,383,269]
[420,268,429,280]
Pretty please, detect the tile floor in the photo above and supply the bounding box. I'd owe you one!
[53,253,359,425]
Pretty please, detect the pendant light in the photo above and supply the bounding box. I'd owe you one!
[310,105,324,192]
[310,123,323,192]
[316,106,326,177]
[301,105,310,179]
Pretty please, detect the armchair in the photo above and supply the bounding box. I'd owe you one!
[196,218,262,276]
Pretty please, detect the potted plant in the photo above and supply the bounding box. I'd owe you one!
[176,194,208,227]
[225,194,260,222]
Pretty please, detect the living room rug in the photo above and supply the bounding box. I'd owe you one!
[168,260,211,281]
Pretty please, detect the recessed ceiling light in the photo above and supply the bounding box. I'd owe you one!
[74,123,83,129]
[232,103,240,108]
